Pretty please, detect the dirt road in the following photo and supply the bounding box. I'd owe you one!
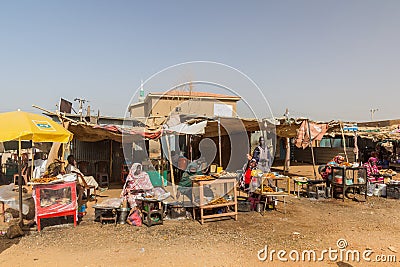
[1,164,399,267]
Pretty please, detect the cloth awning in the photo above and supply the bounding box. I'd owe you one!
[165,121,207,135]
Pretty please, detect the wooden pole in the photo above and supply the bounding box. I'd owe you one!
[340,122,349,163]
[284,137,291,173]
[354,132,359,162]
[30,142,34,181]
[159,139,165,189]
[165,135,176,199]
[109,140,113,184]
[307,120,317,179]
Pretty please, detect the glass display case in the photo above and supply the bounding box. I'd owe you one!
[33,181,77,231]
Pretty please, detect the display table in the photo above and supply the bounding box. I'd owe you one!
[33,181,77,231]
[254,175,290,214]
[191,178,237,224]
[293,177,326,199]
[330,166,367,201]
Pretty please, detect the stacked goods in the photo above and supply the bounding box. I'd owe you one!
[379,169,397,176]
[213,171,237,178]
[191,175,215,181]
[261,185,274,193]
[263,172,276,178]
[208,197,228,205]
[30,177,60,184]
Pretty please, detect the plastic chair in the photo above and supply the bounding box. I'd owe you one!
[13,166,29,186]
[95,161,109,187]
[77,161,92,176]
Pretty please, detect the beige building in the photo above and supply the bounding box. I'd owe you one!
[128,90,241,119]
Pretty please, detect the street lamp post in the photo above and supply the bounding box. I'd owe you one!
[370,108,378,121]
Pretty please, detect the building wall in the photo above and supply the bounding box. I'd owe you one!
[129,102,146,118]
[148,98,237,117]
[293,147,356,165]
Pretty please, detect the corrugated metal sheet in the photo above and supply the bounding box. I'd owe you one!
[293,147,356,165]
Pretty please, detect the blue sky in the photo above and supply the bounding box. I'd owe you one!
[1,1,399,122]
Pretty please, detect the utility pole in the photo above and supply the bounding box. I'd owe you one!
[74,98,87,122]
[370,108,378,121]
[283,108,291,173]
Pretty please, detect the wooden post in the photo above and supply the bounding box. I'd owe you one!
[340,121,349,162]
[307,120,317,179]
[284,138,291,173]
[165,135,176,199]
[30,142,34,181]
[109,140,113,183]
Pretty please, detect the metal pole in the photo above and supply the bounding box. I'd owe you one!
[18,138,23,225]
[218,118,222,167]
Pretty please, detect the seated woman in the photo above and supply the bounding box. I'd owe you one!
[120,163,169,208]
[320,155,345,187]
[177,162,213,201]
[363,157,384,183]
[120,163,153,208]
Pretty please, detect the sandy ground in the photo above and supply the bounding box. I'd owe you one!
[1,163,400,267]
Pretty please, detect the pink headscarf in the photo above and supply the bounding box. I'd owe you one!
[368,157,378,164]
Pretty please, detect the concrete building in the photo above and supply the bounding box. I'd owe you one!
[128,90,241,119]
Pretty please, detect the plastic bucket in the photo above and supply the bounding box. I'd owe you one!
[334,176,343,184]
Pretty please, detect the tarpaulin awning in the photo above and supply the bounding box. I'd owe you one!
[295,120,328,149]
[165,121,207,135]
[68,124,162,142]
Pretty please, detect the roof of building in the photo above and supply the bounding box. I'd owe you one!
[148,90,241,100]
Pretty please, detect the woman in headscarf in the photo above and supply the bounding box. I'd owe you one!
[320,155,345,187]
[177,161,214,200]
[363,156,383,183]
[121,163,153,208]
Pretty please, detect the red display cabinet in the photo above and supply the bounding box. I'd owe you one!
[33,181,77,231]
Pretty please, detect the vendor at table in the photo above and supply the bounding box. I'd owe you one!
[247,136,272,173]
[177,162,213,200]
[120,163,169,208]
[320,155,345,187]
[239,159,257,193]
[120,163,153,208]
[65,155,100,195]
[363,156,383,183]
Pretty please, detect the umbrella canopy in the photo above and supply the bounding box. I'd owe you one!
[0,110,73,143]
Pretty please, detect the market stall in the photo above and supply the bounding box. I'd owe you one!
[0,110,73,227]
[31,180,77,231]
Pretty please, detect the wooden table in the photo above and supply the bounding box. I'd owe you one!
[191,178,237,224]
[255,175,290,214]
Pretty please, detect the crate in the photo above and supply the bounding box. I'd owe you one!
[237,200,251,212]
[386,184,400,199]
